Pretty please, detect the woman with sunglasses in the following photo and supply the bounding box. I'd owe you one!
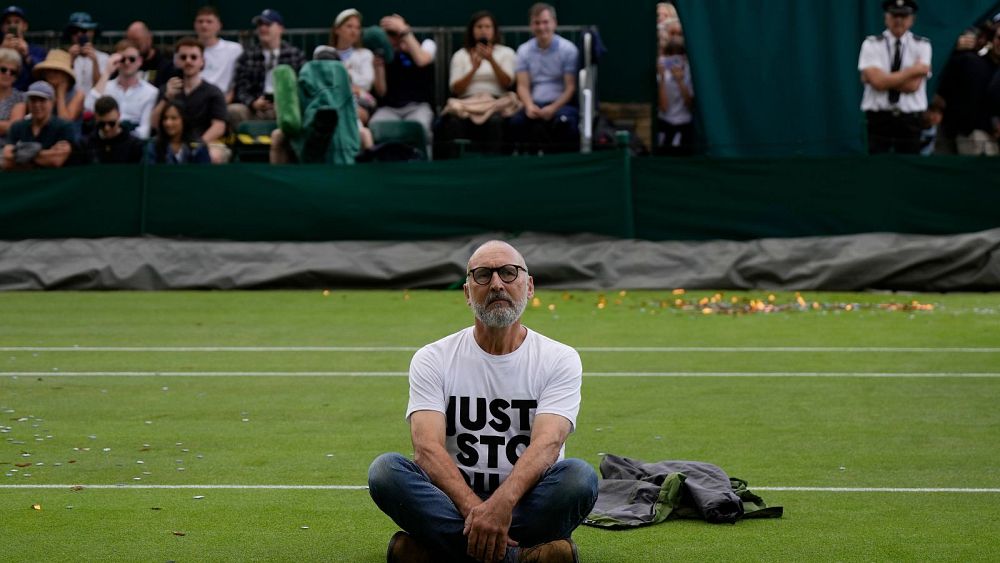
[0,47,26,147]
[147,99,210,164]
[87,39,158,139]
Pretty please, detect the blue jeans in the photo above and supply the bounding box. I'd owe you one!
[368,453,598,562]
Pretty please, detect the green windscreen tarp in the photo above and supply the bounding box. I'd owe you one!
[674,0,1000,156]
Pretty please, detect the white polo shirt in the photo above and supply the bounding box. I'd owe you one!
[858,30,932,113]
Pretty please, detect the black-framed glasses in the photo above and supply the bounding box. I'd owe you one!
[467,264,527,285]
[0,66,16,75]
[97,120,118,129]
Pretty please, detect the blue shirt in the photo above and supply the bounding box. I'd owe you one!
[515,35,579,105]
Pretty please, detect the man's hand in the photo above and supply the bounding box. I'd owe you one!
[67,43,82,58]
[669,63,686,82]
[81,43,97,61]
[164,77,183,100]
[107,52,123,70]
[537,104,557,121]
[251,96,273,112]
[2,34,27,57]
[380,14,410,36]
[524,103,542,120]
[463,497,517,562]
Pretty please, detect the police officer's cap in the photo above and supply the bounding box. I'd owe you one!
[882,0,918,16]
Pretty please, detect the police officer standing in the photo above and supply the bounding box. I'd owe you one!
[858,0,932,154]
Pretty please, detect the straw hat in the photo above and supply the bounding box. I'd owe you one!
[32,49,76,86]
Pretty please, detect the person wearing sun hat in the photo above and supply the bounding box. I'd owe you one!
[63,11,109,94]
[2,80,74,170]
[1,5,47,91]
[858,0,932,154]
[32,48,84,121]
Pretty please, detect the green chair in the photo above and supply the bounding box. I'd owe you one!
[369,120,429,160]
[233,120,276,163]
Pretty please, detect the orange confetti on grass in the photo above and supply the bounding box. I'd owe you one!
[31,504,41,510]
[672,289,685,295]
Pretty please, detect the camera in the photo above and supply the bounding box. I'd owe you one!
[477,37,489,46]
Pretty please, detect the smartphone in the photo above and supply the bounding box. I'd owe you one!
[263,93,275,102]
[6,24,18,37]
[78,35,88,46]
[477,37,489,46]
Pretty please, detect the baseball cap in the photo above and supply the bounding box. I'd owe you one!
[2,5,26,22]
[251,9,283,26]
[882,0,918,16]
[65,11,99,30]
[26,80,54,100]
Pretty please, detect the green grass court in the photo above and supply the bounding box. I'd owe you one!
[2,290,999,561]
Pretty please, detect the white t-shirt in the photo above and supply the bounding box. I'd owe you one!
[202,38,243,94]
[407,326,582,495]
[858,30,932,113]
[449,44,516,98]
[337,47,375,92]
[73,50,110,95]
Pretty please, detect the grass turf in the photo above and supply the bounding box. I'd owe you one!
[1,290,999,561]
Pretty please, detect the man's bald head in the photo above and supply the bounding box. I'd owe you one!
[126,21,153,53]
[467,240,527,273]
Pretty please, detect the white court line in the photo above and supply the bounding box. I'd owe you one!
[1,484,998,493]
[3,371,1000,378]
[1,346,999,353]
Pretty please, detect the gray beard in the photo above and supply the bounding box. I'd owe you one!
[472,290,528,328]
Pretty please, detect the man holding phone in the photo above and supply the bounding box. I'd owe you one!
[1,6,46,91]
[229,9,305,130]
[63,12,109,94]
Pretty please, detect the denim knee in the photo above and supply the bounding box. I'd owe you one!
[368,452,408,493]
[555,458,599,504]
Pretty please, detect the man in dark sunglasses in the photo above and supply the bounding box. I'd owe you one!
[81,95,144,164]
[369,240,597,563]
[86,39,158,139]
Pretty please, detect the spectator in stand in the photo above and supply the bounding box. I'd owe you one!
[86,40,158,139]
[919,96,944,156]
[324,9,376,124]
[369,12,436,150]
[82,95,145,164]
[33,49,84,123]
[656,2,683,51]
[655,38,694,156]
[147,98,210,164]
[510,3,580,154]
[1,5,45,91]
[63,12,108,95]
[2,81,72,170]
[858,0,932,154]
[0,47,26,146]
[230,9,305,129]
[435,10,517,159]
[936,22,999,155]
[195,5,242,104]
[126,21,174,88]
[151,37,228,163]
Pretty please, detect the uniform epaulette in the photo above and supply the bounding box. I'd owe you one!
[868,34,885,42]
[913,35,930,42]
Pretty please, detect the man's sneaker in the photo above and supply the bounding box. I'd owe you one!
[518,538,579,563]
[386,531,435,563]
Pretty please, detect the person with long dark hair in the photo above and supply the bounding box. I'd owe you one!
[147,99,210,164]
[435,10,518,159]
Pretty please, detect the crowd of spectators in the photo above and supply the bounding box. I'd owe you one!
[5,2,1000,170]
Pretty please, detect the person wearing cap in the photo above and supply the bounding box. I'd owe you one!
[194,5,242,103]
[0,46,26,146]
[1,5,47,91]
[63,12,109,94]
[324,8,376,124]
[2,80,73,170]
[33,49,84,122]
[126,21,175,89]
[510,3,580,154]
[858,0,932,154]
[229,8,305,129]
[86,39,158,139]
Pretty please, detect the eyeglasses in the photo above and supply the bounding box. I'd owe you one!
[0,66,16,75]
[178,54,200,61]
[97,120,118,129]
[467,264,527,285]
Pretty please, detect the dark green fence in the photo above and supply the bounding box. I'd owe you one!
[2,152,998,242]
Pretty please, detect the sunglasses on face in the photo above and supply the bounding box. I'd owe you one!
[97,120,118,129]
[0,66,16,75]
[467,264,527,285]
[120,55,138,63]
[178,54,200,61]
